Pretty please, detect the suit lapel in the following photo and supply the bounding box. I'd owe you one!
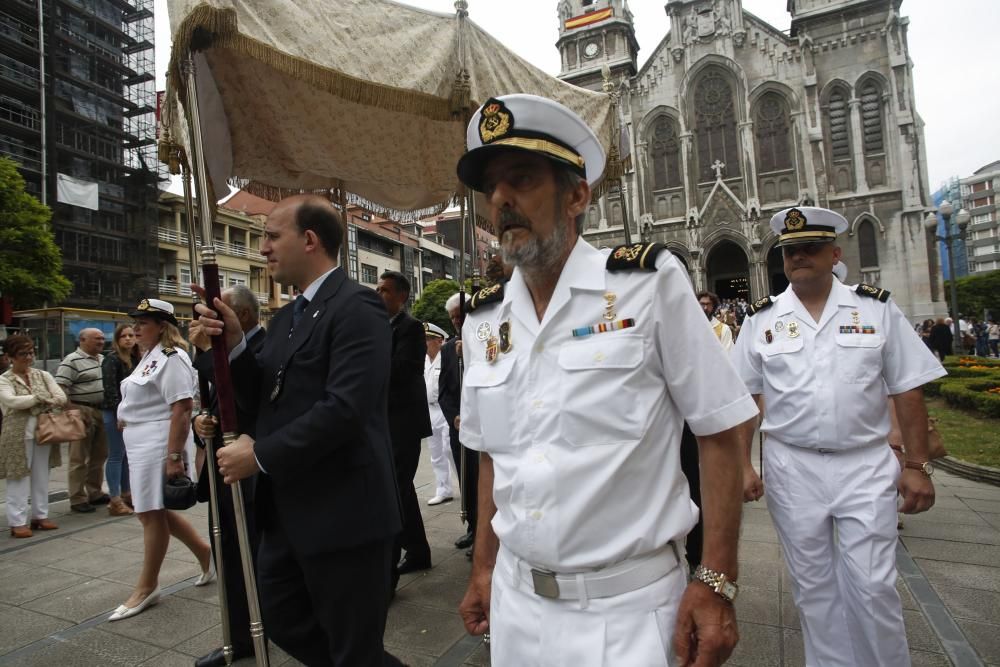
[278,269,348,370]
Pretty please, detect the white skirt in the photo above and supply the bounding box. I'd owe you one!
[123,419,196,513]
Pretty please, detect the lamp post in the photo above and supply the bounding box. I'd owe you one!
[924,200,971,354]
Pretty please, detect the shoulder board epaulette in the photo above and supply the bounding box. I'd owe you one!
[162,347,177,357]
[466,283,504,313]
[856,283,890,302]
[606,243,667,271]
[747,296,774,316]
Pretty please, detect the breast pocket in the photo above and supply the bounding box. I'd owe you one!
[464,359,516,453]
[557,334,644,446]
[836,335,883,383]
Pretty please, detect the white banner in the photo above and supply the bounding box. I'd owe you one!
[56,173,99,211]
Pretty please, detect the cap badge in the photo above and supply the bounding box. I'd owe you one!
[137,299,150,311]
[479,99,513,144]
[784,208,807,231]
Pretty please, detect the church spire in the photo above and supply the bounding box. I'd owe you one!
[556,0,638,91]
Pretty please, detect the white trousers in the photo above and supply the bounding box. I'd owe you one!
[5,438,51,527]
[490,545,685,667]
[426,404,452,499]
[764,438,909,667]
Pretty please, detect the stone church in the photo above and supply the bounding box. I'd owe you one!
[557,0,945,319]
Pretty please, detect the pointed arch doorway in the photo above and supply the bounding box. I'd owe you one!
[705,241,750,300]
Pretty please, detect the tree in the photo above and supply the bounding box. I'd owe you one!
[412,279,459,335]
[0,158,72,308]
[947,270,1000,321]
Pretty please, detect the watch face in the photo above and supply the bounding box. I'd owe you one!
[721,581,738,601]
[923,462,934,476]
[584,42,600,58]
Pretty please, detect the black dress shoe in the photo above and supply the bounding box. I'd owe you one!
[194,645,252,667]
[89,494,111,506]
[70,503,96,513]
[454,532,474,549]
[396,555,432,575]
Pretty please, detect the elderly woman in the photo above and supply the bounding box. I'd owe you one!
[0,335,68,538]
[110,299,213,622]
[102,323,140,516]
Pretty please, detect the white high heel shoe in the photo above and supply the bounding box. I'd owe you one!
[108,589,161,621]
[195,555,217,587]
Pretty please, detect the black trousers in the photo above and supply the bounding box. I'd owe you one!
[449,430,478,538]
[257,521,401,667]
[679,422,702,572]
[204,470,259,655]
[391,436,431,575]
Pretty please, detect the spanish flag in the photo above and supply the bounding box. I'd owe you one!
[565,7,613,30]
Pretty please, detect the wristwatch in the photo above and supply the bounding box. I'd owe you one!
[167,452,183,463]
[693,564,739,603]
[904,460,934,477]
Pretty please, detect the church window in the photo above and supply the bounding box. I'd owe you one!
[858,219,879,268]
[694,70,741,182]
[860,82,884,155]
[828,87,851,161]
[755,93,792,173]
[650,116,682,190]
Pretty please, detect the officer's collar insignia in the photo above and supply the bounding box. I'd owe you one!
[747,296,775,316]
[606,242,667,271]
[784,208,807,231]
[479,99,513,144]
[466,282,504,313]
[856,283,890,302]
[162,346,177,357]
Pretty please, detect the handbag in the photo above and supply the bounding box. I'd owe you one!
[35,409,87,445]
[927,417,947,460]
[163,474,198,510]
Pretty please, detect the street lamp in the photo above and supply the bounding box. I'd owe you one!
[924,201,971,354]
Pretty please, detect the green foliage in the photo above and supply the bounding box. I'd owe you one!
[925,358,1000,419]
[0,158,71,308]
[925,397,1000,468]
[945,270,1000,319]
[412,279,460,335]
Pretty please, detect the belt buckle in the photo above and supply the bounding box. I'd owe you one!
[530,568,560,599]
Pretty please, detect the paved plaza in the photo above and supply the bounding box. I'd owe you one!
[0,441,998,666]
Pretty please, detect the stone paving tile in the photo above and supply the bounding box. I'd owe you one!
[0,564,87,605]
[397,570,470,615]
[916,558,1000,593]
[65,521,144,547]
[779,592,799,630]
[11,627,162,667]
[0,602,72,656]
[727,620,782,666]
[389,649,437,666]
[982,512,1000,531]
[956,619,1000,665]
[738,558,782,592]
[738,540,782,562]
[900,519,1000,544]
[952,486,1000,501]
[21,577,135,623]
[781,628,806,666]
[734,585,781,627]
[909,649,954,666]
[139,649,222,666]
[935,584,1000,622]
[0,535,103,567]
[902,536,1000,568]
[921,495,972,510]
[100,554,203,589]
[48,543,154,578]
[172,578,221,605]
[962,498,1000,513]
[898,576,919,611]
[904,507,993,527]
[0,557,35,579]
[102,594,221,650]
[384,601,468,657]
[167,623,221,658]
[463,640,491,666]
[903,608,944,654]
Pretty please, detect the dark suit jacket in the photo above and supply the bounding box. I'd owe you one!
[438,337,461,438]
[230,269,402,556]
[387,310,432,447]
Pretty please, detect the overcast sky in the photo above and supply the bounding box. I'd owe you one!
[154,0,999,191]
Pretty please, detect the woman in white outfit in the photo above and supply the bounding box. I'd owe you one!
[110,298,214,621]
[0,335,67,538]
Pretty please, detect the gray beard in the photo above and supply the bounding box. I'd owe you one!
[500,217,569,273]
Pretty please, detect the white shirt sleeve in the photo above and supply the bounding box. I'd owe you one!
[156,353,197,405]
[458,319,484,451]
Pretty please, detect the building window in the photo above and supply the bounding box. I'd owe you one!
[755,93,792,173]
[859,82,884,155]
[694,70,741,182]
[650,116,681,189]
[828,87,851,161]
[361,263,378,284]
[858,219,879,268]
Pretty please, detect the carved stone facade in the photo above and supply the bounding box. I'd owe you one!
[557,0,945,319]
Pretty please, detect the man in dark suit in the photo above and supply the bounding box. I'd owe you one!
[194,194,403,667]
[440,292,477,552]
[376,271,433,588]
[189,284,267,667]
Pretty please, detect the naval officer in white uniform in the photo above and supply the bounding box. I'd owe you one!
[455,94,759,666]
[423,321,453,505]
[733,207,946,666]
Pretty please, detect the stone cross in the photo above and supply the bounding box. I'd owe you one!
[712,160,726,180]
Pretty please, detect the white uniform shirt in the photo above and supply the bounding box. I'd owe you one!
[118,344,197,424]
[460,238,758,571]
[424,353,446,427]
[732,281,946,450]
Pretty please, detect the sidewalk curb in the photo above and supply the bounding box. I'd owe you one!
[935,456,1000,487]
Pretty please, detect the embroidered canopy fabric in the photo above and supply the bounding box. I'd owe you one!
[164,0,613,219]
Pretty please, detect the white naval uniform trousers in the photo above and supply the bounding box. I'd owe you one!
[461,238,758,666]
[424,353,453,499]
[732,281,946,667]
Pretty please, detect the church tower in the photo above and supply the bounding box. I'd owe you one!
[556,0,638,91]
